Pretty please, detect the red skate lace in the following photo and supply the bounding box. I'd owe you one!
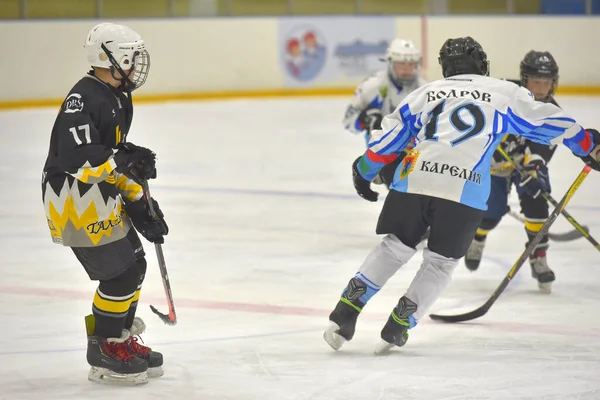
[126,336,149,357]
[104,341,134,362]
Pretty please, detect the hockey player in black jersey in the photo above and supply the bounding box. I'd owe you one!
[42,22,168,385]
[463,50,561,293]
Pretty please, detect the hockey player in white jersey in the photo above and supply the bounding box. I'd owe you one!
[342,38,427,185]
[324,37,600,355]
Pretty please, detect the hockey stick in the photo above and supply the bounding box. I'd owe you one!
[140,180,177,326]
[497,147,600,251]
[506,209,589,242]
[429,165,592,323]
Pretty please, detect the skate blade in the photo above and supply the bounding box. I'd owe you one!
[148,366,164,378]
[88,367,148,386]
[538,282,552,294]
[323,322,346,351]
[374,339,395,356]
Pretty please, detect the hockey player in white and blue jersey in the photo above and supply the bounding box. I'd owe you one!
[342,38,427,185]
[324,37,600,355]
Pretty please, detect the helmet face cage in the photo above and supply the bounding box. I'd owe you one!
[130,50,151,90]
[520,51,558,101]
[101,43,150,92]
[387,46,421,86]
[388,57,420,86]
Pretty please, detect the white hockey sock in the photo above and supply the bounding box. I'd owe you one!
[404,248,459,321]
[354,234,417,295]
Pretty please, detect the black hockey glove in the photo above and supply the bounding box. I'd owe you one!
[126,198,169,244]
[114,142,157,183]
[578,129,600,171]
[518,159,550,199]
[352,156,378,202]
[358,108,383,134]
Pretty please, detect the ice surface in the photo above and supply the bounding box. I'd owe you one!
[0,96,599,399]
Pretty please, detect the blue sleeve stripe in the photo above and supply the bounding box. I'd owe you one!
[369,123,400,147]
[379,125,411,154]
[368,96,384,109]
[507,108,536,130]
[492,111,499,134]
[501,112,508,133]
[542,116,576,123]
[400,104,419,133]
[507,120,525,134]
[538,123,566,132]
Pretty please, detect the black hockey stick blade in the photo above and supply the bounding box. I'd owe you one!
[508,210,589,242]
[429,165,591,324]
[548,225,589,241]
[429,298,493,323]
[149,304,177,325]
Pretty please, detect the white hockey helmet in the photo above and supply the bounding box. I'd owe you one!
[385,38,421,63]
[384,38,421,86]
[85,23,150,91]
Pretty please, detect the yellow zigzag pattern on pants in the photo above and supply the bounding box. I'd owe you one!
[47,195,124,245]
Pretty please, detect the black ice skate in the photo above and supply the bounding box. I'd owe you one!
[529,248,555,294]
[464,238,486,271]
[323,277,366,351]
[85,315,148,385]
[125,317,164,378]
[374,296,417,355]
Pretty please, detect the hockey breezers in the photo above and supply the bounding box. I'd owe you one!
[141,180,178,326]
[429,165,591,323]
[497,147,600,250]
[507,209,589,242]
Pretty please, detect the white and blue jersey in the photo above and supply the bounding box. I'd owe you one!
[343,70,427,135]
[357,74,593,210]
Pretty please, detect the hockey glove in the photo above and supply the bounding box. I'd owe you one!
[578,129,600,171]
[517,159,550,199]
[357,108,383,134]
[114,142,157,183]
[125,198,169,244]
[352,156,379,202]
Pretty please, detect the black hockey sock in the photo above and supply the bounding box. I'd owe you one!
[92,265,141,338]
[474,218,501,242]
[124,286,141,330]
[124,258,147,330]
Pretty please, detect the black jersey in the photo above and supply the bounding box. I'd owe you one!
[490,79,559,177]
[42,74,143,247]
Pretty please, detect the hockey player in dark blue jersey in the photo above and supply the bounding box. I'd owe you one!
[464,50,562,293]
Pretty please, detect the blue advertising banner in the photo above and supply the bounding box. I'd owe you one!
[278,17,396,87]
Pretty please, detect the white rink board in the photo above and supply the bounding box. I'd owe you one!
[1,16,599,102]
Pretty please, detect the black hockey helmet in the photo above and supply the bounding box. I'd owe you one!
[438,37,489,78]
[520,50,559,100]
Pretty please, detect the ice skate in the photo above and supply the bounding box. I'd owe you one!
[324,299,361,351]
[125,317,164,378]
[374,296,417,355]
[324,278,364,351]
[85,315,148,386]
[529,248,555,294]
[464,239,485,271]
